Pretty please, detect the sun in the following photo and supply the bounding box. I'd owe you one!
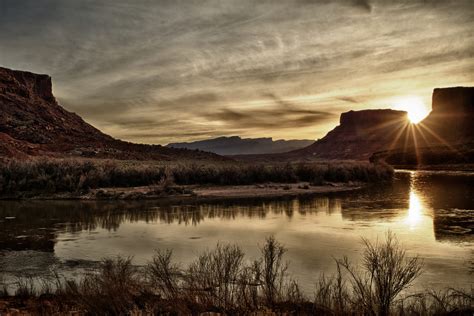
[393,96,430,124]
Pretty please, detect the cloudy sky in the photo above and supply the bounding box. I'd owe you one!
[1,0,473,144]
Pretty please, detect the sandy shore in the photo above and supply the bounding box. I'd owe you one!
[2,182,363,201]
[192,182,362,199]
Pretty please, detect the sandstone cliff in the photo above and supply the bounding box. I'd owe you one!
[0,67,223,161]
[371,87,474,165]
[291,109,412,160]
[421,87,474,144]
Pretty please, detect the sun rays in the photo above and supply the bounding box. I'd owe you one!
[392,96,431,124]
[369,98,464,166]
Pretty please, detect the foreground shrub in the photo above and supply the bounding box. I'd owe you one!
[67,256,141,315]
[2,234,468,315]
[334,231,423,316]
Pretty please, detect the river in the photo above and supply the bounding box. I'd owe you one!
[0,170,472,293]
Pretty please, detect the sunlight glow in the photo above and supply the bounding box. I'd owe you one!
[393,96,430,124]
[405,191,423,229]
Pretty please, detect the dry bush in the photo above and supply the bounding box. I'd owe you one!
[0,158,393,196]
[260,236,288,306]
[397,288,474,315]
[145,249,181,301]
[5,234,471,315]
[68,256,142,315]
[336,231,423,316]
[314,265,350,314]
[235,259,262,310]
[184,243,245,310]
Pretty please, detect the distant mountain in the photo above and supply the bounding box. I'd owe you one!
[0,67,223,161]
[167,136,314,155]
[235,109,414,161]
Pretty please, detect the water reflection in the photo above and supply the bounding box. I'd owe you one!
[0,171,473,291]
[406,191,423,229]
[0,172,472,253]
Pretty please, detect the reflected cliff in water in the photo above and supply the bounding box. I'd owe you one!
[0,170,473,291]
[0,171,472,254]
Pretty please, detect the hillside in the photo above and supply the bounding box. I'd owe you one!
[0,67,223,161]
[371,87,474,166]
[235,109,415,162]
[291,109,414,160]
[167,136,314,155]
[236,87,474,163]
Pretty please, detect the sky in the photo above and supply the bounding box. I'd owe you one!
[0,0,473,144]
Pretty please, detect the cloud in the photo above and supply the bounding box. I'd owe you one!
[352,0,372,12]
[294,0,372,12]
[1,0,473,144]
[203,94,335,130]
[337,97,359,104]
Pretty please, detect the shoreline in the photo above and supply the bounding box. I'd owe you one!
[392,164,474,172]
[0,182,363,201]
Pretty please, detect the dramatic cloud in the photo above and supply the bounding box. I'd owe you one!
[0,0,473,144]
[205,95,335,130]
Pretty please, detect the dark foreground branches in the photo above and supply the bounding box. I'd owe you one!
[0,233,472,315]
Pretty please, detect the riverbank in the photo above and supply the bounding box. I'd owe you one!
[0,182,363,201]
[393,164,474,172]
[0,158,392,200]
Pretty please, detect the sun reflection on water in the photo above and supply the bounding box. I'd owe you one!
[405,191,423,229]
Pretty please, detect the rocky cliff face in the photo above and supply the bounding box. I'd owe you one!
[0,67,223,161]
[0,67,113,149]
[0,67,55,102]
[293,109,412,160]
[421,87,474,144]
[371,87,474,165]
[294,87,474,162]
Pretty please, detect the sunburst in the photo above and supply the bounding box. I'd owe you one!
[393,96,430,124]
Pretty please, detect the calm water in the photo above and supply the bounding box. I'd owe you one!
[0,171,473,293]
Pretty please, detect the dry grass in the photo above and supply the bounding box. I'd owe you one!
[0,158,394,197]
[314,231,424,316]
[1,234,471,315]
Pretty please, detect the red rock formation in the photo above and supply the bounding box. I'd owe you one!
[421,87,474,144]
[293,87,473,162]
[0,67,224,161]
[371,87,474,165]
[292,109,413,160]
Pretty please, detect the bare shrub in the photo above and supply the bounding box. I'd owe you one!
[314,265,350,314]
[3,235,471,315]
[235,259,262,310]
[70,256,142,315]
[184,243,245,310]
[260,236,288,306]
[398,288,474,315]
[336,231,423,316]
[146,249,181,300]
